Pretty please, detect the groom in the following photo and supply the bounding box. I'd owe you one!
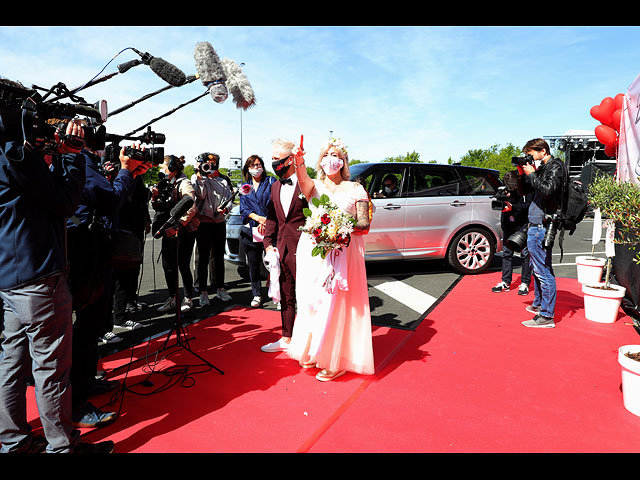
[261,138,308,352]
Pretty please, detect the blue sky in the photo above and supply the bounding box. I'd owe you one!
[1,26,639,171]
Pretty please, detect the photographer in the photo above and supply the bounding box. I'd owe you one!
[0,112,112,453]
[66,140,151,428]
[191,152,233,305]
[491,171,533,295]
[152,154,198,313]
[518,138,564,329]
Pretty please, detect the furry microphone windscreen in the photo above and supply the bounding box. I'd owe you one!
[194,41,228,104]
[221,58,256,111]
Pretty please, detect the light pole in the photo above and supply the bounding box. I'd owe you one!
[240,62,245,164]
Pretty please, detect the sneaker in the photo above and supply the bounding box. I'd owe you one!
[250,296,262,308]
[121,320,142,330]
[518,284,529,296]
[522,314,555,328]
[73,440,115,454]
[525,305,541,314]
[260,337,290,353]
[101,331,122,344]
[491,281,510,293]
[72,403,117,428]
[217,288,232,302]
[276,302,281,311]
[181,297,192,313]
[199,292,210,306]
[125,301,147,313]
[157,296,176,313]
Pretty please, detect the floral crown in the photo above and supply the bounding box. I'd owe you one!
[328,137,348,156]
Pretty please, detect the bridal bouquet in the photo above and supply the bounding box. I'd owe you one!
[299,194,356,259]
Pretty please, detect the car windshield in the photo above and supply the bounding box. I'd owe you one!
[349,163,371,180]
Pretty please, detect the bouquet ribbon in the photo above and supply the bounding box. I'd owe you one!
[318,248,348,294]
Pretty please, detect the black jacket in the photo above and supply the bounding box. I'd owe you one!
[519,156,565,217]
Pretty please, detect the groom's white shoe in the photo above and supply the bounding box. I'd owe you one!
[261,338,289,353]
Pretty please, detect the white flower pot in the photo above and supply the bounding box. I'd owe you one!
[576,256,606,285]
[582,282,626,323]
[618,345,640,417]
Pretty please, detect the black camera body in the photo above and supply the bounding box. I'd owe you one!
[511,153,534,167]
[491,186,511,211]
[151,173,174,213]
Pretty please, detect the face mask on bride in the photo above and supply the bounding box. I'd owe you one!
[320,155,344,176]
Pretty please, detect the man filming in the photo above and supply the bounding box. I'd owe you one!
[66,137,151,429]
[519,138,564,329]
[0,108,112,452]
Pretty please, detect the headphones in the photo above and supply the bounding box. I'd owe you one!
[167,155,183,173]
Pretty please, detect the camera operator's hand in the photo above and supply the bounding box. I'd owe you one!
[120,143,152,178]
[522,164,536,176]
[56,120,85,154]
[164,226,178,237]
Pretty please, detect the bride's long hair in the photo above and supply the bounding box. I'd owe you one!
[315,139,350,182]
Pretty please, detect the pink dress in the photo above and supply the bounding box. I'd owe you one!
[287,180,375,375]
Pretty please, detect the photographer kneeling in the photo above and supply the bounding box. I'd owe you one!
[67,140,150,428]
[518,138,564,329]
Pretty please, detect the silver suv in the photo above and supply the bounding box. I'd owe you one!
[225,162,503,276]
[349,162,503,274]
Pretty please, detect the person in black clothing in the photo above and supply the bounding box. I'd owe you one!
[66,143,150,428]
[491,170,533,295]
[102,174,151,342]
[518,138,565,328]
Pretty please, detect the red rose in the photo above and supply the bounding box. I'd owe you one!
[313,228,323,237]
[321,214,331,225]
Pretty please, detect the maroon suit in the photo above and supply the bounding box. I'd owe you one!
[263,177,308,338]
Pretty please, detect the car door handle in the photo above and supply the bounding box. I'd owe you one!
[450,200,466,207]
[383,204,402,210]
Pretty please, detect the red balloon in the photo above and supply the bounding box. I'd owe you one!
[604,144,617,158]
[613,93,625,110]
[595,124,618,146]
[590,97,616,127]
[612,108,622,132]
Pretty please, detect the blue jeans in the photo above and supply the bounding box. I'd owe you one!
[527,225,556,319]
[0,274,79,453]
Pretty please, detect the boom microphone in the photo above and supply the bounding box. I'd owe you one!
[153,196,195,238]
[193,41,228,104]
[221,58,256,110]
[131,48,186,87]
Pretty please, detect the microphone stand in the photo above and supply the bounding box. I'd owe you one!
[156,229,224,375]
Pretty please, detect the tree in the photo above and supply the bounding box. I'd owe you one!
[381,151,423,163]
[459,143,522,177]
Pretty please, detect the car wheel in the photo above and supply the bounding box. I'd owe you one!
[447,227,495,275]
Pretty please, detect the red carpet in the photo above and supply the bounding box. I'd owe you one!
[23,272,640,452]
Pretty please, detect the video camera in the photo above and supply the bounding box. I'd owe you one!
[0,78,107,154]
[103,126,165,166]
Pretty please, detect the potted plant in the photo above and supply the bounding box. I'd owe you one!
[582,174,640,323]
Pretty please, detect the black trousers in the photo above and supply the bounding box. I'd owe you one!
[162,228,196,299]
[195,221,226,292]
[240,229,265,297]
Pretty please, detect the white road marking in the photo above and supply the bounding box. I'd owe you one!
[373,277,438,314]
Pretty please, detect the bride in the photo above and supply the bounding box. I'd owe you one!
[287,137,375,382]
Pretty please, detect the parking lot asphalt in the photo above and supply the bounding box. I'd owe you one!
[98,218,603,358]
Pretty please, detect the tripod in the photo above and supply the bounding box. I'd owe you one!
[157,229,224,375]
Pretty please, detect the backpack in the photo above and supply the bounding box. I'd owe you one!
[553,158,589,262]
[555,158,588,235]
